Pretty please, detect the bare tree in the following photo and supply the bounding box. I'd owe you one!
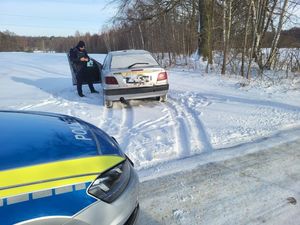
[221,0,232,75]
[241,0,252,77]
[265,0,289,69]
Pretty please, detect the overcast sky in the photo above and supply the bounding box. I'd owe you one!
[0,0,118,37]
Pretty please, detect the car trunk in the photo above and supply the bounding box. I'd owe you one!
[112,67,164,88]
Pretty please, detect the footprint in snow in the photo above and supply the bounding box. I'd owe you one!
[287,197,297,205]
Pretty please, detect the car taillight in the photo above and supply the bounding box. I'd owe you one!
[105,76,118,84]
[157,72,168,81]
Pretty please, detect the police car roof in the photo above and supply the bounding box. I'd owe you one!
[0,111,120,171]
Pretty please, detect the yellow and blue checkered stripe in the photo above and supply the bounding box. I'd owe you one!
[0,155,124,225]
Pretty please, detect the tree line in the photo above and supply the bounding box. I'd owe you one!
[0,26,298,53]
[0,31,108,53]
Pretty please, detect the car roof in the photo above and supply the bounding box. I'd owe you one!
[0,111,121,171]
[109,49,151,56]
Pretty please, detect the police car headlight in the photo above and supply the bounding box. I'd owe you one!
[88,160,131,203]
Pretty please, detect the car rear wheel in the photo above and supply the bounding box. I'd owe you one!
[105,100,113,108]
[103,95,113,108]
[159,94,167,102]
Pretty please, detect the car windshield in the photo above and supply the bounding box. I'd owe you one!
[111,53,159,69]
[82,121,124,156]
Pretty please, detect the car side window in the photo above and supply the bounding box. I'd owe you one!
[102,54,111,70]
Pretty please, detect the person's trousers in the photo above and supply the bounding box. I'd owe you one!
[76,69,95,95]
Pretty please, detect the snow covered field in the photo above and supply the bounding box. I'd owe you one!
[1,52,300,179]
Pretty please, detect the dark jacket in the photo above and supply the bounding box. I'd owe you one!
[73,48,90,73]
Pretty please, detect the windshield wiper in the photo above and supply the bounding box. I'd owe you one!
[127,62,149,69]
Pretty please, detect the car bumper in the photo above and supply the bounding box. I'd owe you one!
[71,167,139,225]
[104,84,169,101]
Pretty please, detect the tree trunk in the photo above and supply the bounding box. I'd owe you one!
[246,0,257,80]
[241,1,251,77]
[221,0,232,75]
[208,0,214,66]
[265,0,288,69]
[198,0,208,59]
[138,23,145,49]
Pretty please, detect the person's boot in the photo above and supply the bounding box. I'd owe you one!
[79,93,85,97]
[89,84,98,93]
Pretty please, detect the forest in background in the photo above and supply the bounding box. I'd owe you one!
[0,0,299,78]
[0,27,299,53]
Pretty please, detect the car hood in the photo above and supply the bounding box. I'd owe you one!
[0,111,123,171]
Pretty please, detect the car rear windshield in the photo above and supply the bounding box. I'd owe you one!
[111,53,159,69]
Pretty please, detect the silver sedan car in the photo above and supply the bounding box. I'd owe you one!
[101,50,169,107]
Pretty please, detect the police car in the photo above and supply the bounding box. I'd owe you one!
[0,110,139,225]
[101,50,169,107]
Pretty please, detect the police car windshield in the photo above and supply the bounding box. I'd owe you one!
[86,123,124,156]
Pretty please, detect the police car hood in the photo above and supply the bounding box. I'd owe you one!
[0,111,123,171]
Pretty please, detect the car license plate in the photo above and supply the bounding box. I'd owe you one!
[124,75,150,85]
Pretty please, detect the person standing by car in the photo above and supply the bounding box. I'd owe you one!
[73,41,98,97]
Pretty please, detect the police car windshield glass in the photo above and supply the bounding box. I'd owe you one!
[87,124,124,156]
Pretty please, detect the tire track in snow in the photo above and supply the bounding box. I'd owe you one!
[168,97,202,152]
[98,107,114,134]
[166,94,214,157]
[165,100,191,157]
[18,96,89,120]
[125,110,172,163]
[180,97,214,153]
[98,103,135,152]
[18,96,59,110]
[19,95,63,110]
[119,103,135,151]
[131,114,170,133]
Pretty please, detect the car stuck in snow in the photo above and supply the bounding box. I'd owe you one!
[101,50,169,107]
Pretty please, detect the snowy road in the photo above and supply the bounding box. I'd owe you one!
[136,139,300,225]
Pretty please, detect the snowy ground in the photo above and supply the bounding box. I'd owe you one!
[1,52,300,178]
[137,138,300,225]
